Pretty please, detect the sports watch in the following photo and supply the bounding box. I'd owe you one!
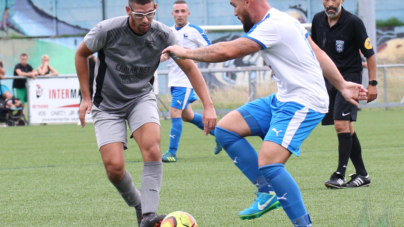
[369,80,378,86]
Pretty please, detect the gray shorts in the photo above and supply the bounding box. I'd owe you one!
[92,93,160,150]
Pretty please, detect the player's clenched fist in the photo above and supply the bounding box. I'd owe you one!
[162,45,188,59]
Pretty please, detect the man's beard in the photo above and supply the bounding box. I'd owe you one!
[242,13,255,33]
[324,3,342,19]
[134,20,151,34]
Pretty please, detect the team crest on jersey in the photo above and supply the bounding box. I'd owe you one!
[336,40,344,53]
[184,33,188,38]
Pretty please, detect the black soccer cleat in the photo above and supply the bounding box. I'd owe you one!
[140,213,166,227]
[325,172,346,189]
[135,204,142,227]
[346,173,371,188]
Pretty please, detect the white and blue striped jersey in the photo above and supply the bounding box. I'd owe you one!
[242,8,329,113]
[167,22,211,88]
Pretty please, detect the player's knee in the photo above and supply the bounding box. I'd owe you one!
[334,121,350,134]
[258,157,277,167]
[215,126,242,150]
[104,162,125,183]
[141,142,161,161]
[181,113,193,122]
[170,108,182,119]
[335,125,350,134]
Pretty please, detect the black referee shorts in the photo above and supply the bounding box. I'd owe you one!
[321,72,361,126]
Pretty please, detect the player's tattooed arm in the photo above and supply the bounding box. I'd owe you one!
[163,38,262,63]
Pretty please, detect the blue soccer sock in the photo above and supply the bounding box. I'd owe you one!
[216,126,272,193]
[168,118,182,155]
[259,164,310,225]
[189,113,215,136]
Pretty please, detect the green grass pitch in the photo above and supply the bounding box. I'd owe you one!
[0,108,403,226]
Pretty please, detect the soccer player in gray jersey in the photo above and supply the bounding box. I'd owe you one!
[74,0,216,226]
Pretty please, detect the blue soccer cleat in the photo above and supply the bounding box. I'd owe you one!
[214,138,223,155]
[239,191,281,220]
[162,151,177,163]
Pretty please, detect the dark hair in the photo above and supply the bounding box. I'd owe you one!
[128,0,154,5]
[21,53,28,57]
[174,0,187,4]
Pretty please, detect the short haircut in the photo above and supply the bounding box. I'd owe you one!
[41,55,50,61]
[128,0,154,5]
[174,0,187,4]
[21,53,28,57]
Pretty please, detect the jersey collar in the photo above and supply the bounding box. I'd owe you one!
[263,8,272,20]
[174,22,189,31]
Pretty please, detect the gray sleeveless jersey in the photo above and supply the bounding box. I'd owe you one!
[84,16,181,111]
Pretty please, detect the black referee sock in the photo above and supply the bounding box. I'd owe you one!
[350,132,367,176]
[336,133,352,176]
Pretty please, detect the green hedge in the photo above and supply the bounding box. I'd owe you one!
[376,17,404,27]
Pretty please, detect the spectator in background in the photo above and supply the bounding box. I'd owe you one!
[161,0,221,163]
[1,60,21,109]
[13,53,37,116]
[37,55,59,76]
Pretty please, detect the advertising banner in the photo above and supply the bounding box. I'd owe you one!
[27,77,92,124]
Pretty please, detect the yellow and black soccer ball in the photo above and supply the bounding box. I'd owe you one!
[161,211,198,227]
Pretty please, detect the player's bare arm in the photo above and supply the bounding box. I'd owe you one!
[175,58,217,134]
[163,38,262,63]
[75,41,94,127]
[366,54,377,102]
[308,36,368,106]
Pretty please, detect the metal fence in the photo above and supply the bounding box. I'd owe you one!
[361,64,404,109]
[2,64,403,121]
[157,64,404,111]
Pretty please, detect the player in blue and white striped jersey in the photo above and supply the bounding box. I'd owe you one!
[161,0,222,163]
[164,0,368,226]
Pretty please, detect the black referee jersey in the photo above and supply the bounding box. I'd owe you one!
[311,7,375,75]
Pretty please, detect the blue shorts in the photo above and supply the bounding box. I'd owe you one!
[237,94,325,156]
[170,87,198,110]
[1,85,10,94]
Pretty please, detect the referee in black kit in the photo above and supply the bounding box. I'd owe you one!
[311,0,377,189]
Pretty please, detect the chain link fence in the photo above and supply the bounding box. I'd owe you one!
[362,64,404,109]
